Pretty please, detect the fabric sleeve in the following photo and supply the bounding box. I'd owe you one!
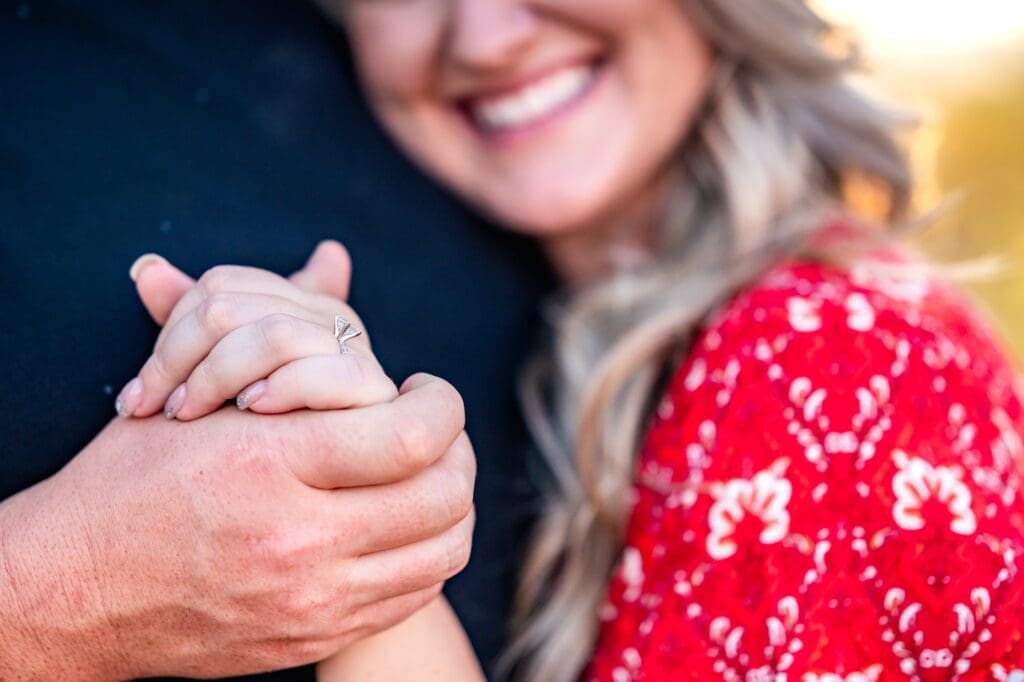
[586,261,1024,681]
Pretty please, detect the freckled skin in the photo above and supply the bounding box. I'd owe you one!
[340,0,715,237]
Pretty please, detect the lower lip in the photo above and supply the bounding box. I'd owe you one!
[462,59,607,147]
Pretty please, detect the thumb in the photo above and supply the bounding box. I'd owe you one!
[289,240,352,300]
[130,254,195,325]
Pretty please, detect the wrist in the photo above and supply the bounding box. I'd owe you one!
[0,486,63,679]
[0,481,120,680]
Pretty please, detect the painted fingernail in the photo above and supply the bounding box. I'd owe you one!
[236,380,268,411]
[115,377,143,417]
[164,384,186,419]
[129,253,168,282]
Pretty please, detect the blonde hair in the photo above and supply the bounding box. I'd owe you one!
[506,1,914,680]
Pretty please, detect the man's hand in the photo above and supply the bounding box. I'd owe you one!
[0,376,474,680]
[0,244,476,680]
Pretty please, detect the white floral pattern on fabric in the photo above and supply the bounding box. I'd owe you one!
[706,461,792,559]
[786,296,821,332]
[891,450,977,535]
[587,257,1024,681]
[803,666,883,682]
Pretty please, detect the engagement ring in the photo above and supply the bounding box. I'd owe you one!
[334,315,362,355]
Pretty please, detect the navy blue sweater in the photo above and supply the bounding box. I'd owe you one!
[0,1,551,678]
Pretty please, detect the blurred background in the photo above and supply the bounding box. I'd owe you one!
[817,0,1024,358]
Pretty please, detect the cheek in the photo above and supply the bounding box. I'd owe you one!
[494,1,714,230]
[345,0,716,236]
[345,8,469,185]
[537,0,713,103]
[345,9,440,105]
[534,0,678,38]
[625,5,714,136]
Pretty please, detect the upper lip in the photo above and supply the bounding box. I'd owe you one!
[450,55,601,106]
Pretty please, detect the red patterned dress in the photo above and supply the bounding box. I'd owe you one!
[586,259,1024,681]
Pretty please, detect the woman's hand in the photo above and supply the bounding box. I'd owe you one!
[115,241,398,422]
[1,241,476,680]
[316,596,484,682]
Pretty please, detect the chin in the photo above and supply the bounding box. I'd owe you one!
[481,185,619,237]
[496,211,590,237]
[469,153,636,236]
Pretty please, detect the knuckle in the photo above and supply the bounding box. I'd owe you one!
[328,595,366,640]
[392,414,436,472]
[275,584,317,621]
[258,313,300,354]
[191,358,225,396]
[440,457,475,525]
[197,265,235,295]
[327,564,356,607]
[197,292,240,336]
[290,418,338,477]
[443,523,473,577]
[450,433,478,493]
[253,524,310,575]
[434,380,466,432]
[145,346,177,386]
[274,639,331,669]
[424,581,445,603]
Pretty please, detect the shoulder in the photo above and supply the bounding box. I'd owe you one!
[639,257,1024,490]
[587,258,1024,678]
[692,257,1013,376]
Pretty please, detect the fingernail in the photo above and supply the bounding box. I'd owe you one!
[115,377,143,417]
[236,380,267,411]
[129,253,167,282]
[164,384,186,419]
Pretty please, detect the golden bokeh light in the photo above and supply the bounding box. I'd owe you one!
[818,0,1024,359]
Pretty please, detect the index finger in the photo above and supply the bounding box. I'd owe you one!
[328,431,476,555]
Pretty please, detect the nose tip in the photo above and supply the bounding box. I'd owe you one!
[449,0,539,71]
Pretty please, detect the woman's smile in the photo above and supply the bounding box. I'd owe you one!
[457,57,604,143]
[342,0,714,237]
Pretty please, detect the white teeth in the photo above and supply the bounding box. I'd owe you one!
[470,64,595,133]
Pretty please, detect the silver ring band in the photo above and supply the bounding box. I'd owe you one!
[334,315,362,355]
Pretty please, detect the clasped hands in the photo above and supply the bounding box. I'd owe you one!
[0,241,475,679]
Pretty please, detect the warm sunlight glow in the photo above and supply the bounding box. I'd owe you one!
[816,1,1024,58]
[812,2,1024,361]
